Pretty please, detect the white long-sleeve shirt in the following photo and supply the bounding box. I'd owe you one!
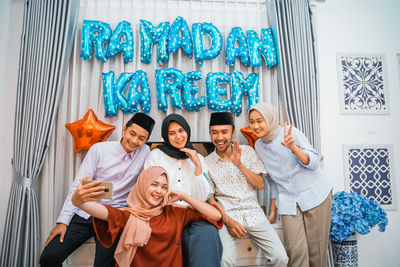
[254,127,332,215]
[144,148,211,206]
[57,141,150,225]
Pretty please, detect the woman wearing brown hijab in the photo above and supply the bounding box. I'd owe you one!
[71,166,222,267]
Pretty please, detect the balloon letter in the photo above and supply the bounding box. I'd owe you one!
[102,71,118,117]
[183,70,206,112]
[127,71,151,113]
[225,27,250,67]
[155,68,184,113]
[247,28,278,68]
[115,73,136,114]
[230,70,259,116]
[140,20,170,66]
[192,22,222,66]
[168,17,193,58]
[106,21,134,64]
[206,72,231,111]
[81,20,112,62]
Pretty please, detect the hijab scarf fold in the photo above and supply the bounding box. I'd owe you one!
[114,166,169,267]
[249,102,281,144]
[157,114,194,159]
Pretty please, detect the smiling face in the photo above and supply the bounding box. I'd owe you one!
[167,121,188,149]
[249,110,269,138]
[121,123,149,153]
[145,174,169,208]
[209,125,235,153]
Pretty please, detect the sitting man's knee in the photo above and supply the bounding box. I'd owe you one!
[221,255,235,267]
[269,251,289,266]
[39,249,64,267]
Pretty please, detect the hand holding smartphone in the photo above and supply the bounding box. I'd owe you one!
[82,180,114,200]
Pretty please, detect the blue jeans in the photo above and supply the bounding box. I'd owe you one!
[182,220,223,267]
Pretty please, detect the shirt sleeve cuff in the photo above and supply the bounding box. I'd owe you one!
[56,214,73,226]
[298,150,320,169]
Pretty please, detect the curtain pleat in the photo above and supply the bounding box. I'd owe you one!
[0,1,79,266]
[268,0,320,151]
[268,0,331,265]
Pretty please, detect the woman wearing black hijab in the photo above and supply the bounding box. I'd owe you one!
[144,114,222,267]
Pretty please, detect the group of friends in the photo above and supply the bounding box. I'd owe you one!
[39,102,332,267]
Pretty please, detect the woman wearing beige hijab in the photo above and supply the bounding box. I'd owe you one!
[248,102,332,267]
[71,166,222,267]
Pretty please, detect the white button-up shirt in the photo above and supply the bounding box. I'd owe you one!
[144,148,211,206]
[206,145,268,227]
[254,127,332,215]
[57,141,150,225]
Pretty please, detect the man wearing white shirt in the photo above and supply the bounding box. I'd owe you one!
[40,113,155,267]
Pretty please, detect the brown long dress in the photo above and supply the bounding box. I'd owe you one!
[93,204,223,267]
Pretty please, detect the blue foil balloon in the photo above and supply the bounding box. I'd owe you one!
[155,68,184,113]
[192,22,222,66]
[102,71,118,117]
[168,17,193,59]
[247,28,278,68]
[230,70,259,116]
[115,73,135,114]
[140,20,170,66]
[81,20,112,62]
[206,72,231,111]
[225,27,250,67]
[183,70,206,112]
[127,70,151,113]
[106,21,134,64]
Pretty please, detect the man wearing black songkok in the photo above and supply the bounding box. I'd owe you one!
[40,113,155,267]
[206,112,288,267]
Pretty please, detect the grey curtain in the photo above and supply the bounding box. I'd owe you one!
[267,0,321,152]
[0,0,79,266]
[267,1,334,266]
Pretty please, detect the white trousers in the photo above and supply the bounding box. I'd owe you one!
[219,220,288,267]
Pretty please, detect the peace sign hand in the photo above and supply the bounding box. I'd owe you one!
[281,122,297,152]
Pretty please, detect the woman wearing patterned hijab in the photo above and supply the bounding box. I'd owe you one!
[248,102,332,267]
[71,166,222,267]
[144,114,223,267]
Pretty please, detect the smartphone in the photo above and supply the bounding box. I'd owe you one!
[82,180,114,200]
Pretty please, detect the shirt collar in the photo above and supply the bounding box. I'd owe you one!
[209,150,228,164]
[118,142,140,160]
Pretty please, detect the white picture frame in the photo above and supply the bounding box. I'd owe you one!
[336,53,390,115]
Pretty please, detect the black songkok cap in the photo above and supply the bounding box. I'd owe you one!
[209,112,234,127]
[127,113,155,136]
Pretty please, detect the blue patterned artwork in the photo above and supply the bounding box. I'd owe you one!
[343,145,396,209]
[337,54,389,114]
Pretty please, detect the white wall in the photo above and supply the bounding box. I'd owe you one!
[314,0,400,266]
[0,0,23,250]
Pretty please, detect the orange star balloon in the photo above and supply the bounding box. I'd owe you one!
[65,109,115,153]
[240,126,259,148]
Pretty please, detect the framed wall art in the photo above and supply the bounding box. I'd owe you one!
[343,144,396,210]
[337,54,389,114]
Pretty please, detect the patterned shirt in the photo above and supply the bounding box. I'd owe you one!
[205,145,268,227]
